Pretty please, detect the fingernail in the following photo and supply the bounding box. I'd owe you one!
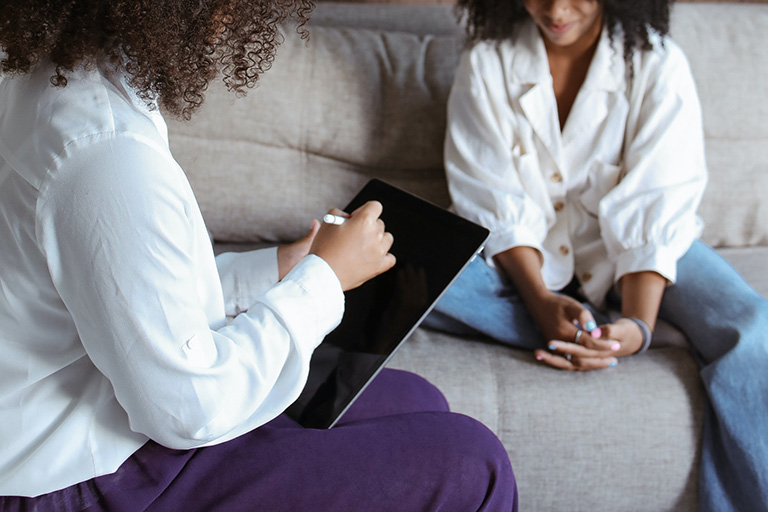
[611,342,620,351]
[591,327,602,338]
[548,344,557,351]
[536,354,544,361]
[609,360,618,367]
[585,320,597,331]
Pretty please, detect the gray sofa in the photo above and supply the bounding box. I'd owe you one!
[166,3,768,511]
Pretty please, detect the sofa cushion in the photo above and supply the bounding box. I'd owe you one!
[387,328,705,512]
[309,2,465,37]
[168,25,461,244]
[168,3,768,250]
[670,4,768,248]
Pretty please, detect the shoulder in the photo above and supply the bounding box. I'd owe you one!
[0,60,167,190]
[457,21,543,88]
[460,41,505,75]
[632,31,695,87]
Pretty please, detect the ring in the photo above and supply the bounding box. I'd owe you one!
[574,329,583,344]
[565,354,573,362]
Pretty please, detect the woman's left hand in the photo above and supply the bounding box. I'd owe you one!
[534,317,644,371]
[277,219,321,280]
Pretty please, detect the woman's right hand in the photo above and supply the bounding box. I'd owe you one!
[309,201,396,291]
[493,247,618,371]
[529,291,620,371]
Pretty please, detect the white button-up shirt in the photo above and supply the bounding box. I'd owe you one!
[445,21,707,306]
[0,60,344,497]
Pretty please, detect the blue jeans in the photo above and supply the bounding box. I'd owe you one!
[424,240,768,512]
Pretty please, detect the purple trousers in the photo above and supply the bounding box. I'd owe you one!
[2,369,517,512]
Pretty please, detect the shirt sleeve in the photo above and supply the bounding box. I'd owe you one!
[598,40,707,284]
[445,47,550,260]
[36,132,344,449]
[215,248,280,317]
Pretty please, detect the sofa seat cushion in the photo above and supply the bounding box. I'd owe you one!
[387,328,704,512]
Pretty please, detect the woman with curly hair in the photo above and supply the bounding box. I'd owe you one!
[0,1,518,510]
[425,0,768,510]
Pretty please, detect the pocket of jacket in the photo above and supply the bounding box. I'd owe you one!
[578,160,622,217]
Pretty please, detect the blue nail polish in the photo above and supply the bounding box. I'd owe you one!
[609,361,617,367]
[548,344,556,351]
[585,320,597,331]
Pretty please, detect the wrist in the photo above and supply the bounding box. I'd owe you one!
[525,289,567,332]
[625,317,653,354]
[520,285,554,314]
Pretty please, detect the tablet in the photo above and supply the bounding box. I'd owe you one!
[284,179,489,429]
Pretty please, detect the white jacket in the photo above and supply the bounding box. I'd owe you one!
[445,21,707,306]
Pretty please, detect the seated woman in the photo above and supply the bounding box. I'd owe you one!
[425,0,768,510]
[0,1,517,510]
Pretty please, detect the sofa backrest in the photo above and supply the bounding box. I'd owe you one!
[167,2,768,249]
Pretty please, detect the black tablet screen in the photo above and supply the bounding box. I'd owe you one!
[284,179,489,429]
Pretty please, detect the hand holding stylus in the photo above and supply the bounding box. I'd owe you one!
[310,201,396,291]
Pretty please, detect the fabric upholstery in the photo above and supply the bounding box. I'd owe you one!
[387,330,704,512]
[166,3,768,511]
[168,3,768,248]
[169,26,460,243]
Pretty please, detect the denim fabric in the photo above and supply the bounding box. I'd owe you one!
[425,240,768,512]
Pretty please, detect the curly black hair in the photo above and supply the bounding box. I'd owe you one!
[0,0,314,119]
[456,0,672,66]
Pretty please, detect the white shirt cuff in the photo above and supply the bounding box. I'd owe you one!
[484,225,544,261]
[278,254,345,337]
[216,247,279,317]
[614,244,678,285]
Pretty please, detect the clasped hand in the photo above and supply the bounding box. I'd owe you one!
[531,293,644,371]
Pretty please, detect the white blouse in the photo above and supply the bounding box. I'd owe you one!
[0,61,344,496]
[445,21,708,306]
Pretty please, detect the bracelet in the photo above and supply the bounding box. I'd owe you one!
[626,317,652,354]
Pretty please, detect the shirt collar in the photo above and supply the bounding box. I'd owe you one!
[110,67,169,145]
[510,20,626,93]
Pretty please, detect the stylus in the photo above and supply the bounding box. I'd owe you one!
[323,214,347,225]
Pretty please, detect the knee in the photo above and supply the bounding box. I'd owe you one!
[376,369,450,412]
[428,413,518,511]
[448,414,514,474]
[724,297,768,357]
[699,298,768,376]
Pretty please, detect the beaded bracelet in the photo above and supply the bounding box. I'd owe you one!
[627,317,652,354]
